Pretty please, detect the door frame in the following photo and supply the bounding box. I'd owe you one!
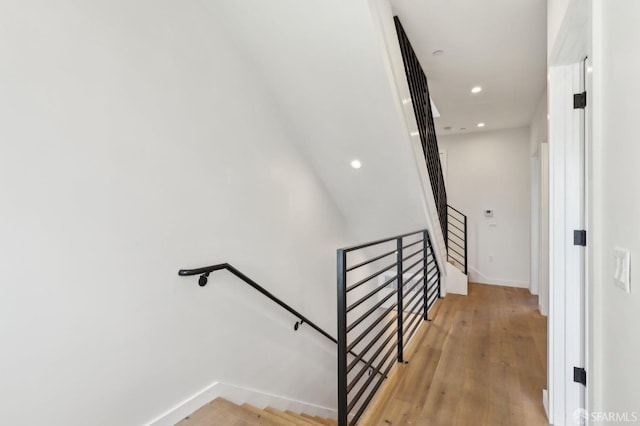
[547,1,593,423]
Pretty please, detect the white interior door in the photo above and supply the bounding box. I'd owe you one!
[548,60,587,425]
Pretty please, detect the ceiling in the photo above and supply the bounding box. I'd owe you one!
[390,0,547,136]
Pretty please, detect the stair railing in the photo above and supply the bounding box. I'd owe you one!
[337,229,441,425]
[447,205,468,275]
[178,263,383,377]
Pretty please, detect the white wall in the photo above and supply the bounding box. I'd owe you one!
[529,90,549,313]
[0,2,350,425]
[592,0,640,417]
[439,128,531,288]
[548,0,572,57]
[530,91,549,156]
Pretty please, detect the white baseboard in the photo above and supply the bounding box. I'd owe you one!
[145,381,337,426]
[542,388,549,422]
[468,266,529,288]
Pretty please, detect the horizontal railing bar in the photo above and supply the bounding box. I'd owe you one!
[402,256,426,278]
[426,264,438,277]
[341,229,426,253]
[427,294,439,311]
[427,288,439,304]
[448,229,465,241]
[347,274,398,313]
[350,346,397,424]
[401,277,425,308]
[404,284,426,315]
[448,221,465,234]
[401,266,426,290]
[447,204,466,217]
[347,316,397,373]
[426,274,439,288]
[448,246,465,260]
[403,305,424,341]
[447,251,463,262]
[179,263,336,343]
[402,247,424,264]
[347,341,397,412]
[347,292,397,333]
[402,239,424,251]
[447,212,465,224]
[347,309,397,353]
[427,285,438,300]
[403,306,425,348]
[346,331,396,393]
[448,238,465,251]
[346,248,397,272]
[346,262,398,293]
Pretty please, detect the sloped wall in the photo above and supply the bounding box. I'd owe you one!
[0,2,346,424]
[0,0,442,424]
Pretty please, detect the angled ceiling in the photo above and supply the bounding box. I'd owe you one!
[390,0,547,136]
[207,0,437,241]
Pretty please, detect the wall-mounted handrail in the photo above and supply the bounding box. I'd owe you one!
[178,262,385,378]
[179,263,336,342]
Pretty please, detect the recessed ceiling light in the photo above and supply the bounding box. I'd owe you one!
[432,50,445,56]
[444,126,452,131]
[350,159,362,169]
[460,127,466,131]
[471,86,482,94]
[477,122,485,128]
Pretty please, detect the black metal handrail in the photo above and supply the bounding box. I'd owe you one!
[179,263,335,341]
[178,263,384,378]
[337,229,441,425]
[447,205,468,275]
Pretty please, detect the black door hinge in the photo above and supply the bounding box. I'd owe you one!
[574,92,587,109]
[574,367,587,386]
[574,230,587,246]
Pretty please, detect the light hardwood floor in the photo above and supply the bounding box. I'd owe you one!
[360,283,548,426]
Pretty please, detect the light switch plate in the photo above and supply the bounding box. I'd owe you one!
[613,247,631,293]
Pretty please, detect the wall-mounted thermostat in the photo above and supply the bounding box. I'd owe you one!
[484,209,494,218]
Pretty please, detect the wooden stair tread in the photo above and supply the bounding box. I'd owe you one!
[178,398,277,426]
[300,413,321,423]
[264,407,316,425]
[312,416,337,425]
[285,410,323,425]
[241,404,297,426]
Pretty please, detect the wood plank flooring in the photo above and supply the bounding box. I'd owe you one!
[360,283,548,426]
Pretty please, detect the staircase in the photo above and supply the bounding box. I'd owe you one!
[178,398,337,426]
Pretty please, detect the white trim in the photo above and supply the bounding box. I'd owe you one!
[531,151,541,296]
[467,266,529,289]
[145,381,337,426]
[543,389,550,421]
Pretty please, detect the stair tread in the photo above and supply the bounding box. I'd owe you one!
[285,410,323,425]
[305,414,335,425]
[178,398,278,426]
[264,407,317,425]
[241,404,298,426]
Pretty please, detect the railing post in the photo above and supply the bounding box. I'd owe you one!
[464,215,468,275]
[423,231,429,321]
[337,249,348,426]
[396,237,404,363]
